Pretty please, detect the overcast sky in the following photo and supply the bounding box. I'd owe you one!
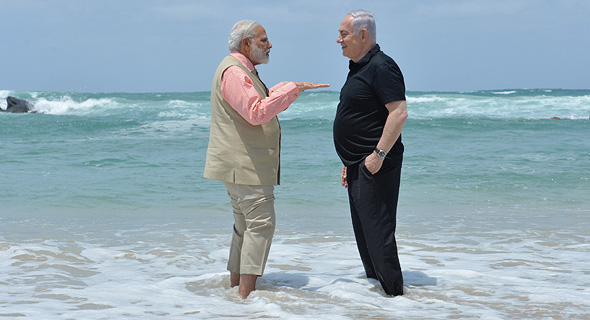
[1,0,589,93]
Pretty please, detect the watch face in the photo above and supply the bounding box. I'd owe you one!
[375,147,387,158]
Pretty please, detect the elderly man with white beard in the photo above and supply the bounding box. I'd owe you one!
[204,20,329,299]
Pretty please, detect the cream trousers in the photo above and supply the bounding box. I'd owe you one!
[223,182,276,276]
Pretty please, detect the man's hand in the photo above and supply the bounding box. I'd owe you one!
[363,152,384,175]
[340,166,348,188]
[293,82,330,92]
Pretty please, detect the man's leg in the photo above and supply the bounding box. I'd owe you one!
[224,182,276,298]
[347,165,377,279]
[230,272,240,288]
[349,160,404,296]
[226,186,247,287]
[238,274,258,299]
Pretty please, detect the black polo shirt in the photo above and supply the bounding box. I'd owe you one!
[333,44,405,167]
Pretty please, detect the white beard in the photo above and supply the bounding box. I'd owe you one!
[251,43,269,64]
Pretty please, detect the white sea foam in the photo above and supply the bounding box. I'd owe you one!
[0,90,10,99]
[0,90,10,109]
[1,219,588,319]
[4,90,589,120]
[408,93,590,120]
[135,119,199,136]
[492,90,517,95]
[33,97,116,115]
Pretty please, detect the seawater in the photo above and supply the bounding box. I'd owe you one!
[0,89,589,319]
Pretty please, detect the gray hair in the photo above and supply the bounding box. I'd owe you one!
[228,20,261,51]
[348,10,376,41]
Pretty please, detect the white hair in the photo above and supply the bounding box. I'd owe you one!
[228,20,261,51]
[348,10,376,41]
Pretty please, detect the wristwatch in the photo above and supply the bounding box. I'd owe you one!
[374,147,387,159]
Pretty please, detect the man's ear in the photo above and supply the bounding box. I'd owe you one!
[360,29,369,42]
[241,37,251,52]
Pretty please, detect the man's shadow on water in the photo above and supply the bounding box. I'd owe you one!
[259,270,437,292]
[403,270,438,286]
[258,272,310,289]
[327,271,438,287]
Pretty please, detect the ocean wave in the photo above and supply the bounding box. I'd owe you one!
[408,91,590,120]
[0,90,10,109]
[3,89,589,120]
[491,90,517,95]
[0,90,11,99]
[33,97,117,115]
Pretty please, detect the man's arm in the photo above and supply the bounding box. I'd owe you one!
[221,67,300,125]
[363,100,408,174]
[340,100,407,188]
[221,67,329,126]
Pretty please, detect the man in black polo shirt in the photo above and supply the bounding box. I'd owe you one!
[334,10,408,296]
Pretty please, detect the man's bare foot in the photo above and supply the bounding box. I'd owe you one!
[238,274,258,299]
[230,272,240,288]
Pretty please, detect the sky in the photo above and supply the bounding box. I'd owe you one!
[1,0,589,93]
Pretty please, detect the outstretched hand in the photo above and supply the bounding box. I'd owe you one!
[293,82,330,92]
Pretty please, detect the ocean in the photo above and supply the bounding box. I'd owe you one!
[1,89,589,319]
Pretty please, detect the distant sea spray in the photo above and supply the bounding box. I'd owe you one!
[2,89,589,120]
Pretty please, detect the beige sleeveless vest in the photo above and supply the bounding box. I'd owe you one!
[204,55,281,186]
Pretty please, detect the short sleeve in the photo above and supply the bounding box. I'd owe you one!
[374,61,406,106]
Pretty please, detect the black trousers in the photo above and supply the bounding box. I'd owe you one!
[346,157,403,296]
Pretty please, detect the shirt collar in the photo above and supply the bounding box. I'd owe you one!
[349,44,381,70]
[230,50,257,73]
